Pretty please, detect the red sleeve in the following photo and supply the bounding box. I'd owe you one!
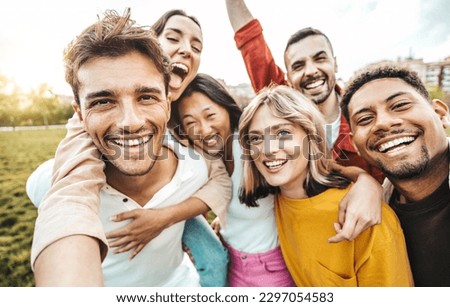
[234,19,287,93]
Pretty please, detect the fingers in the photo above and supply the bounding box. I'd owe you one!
[106,227,128,239]
[129,243,145,260]
[110,210,137,222]
[108,235,132,248]
[337,203,346,226]
[328,220,356,243]
[112,240,138,254]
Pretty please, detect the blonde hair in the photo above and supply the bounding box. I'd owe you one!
[238,84,349,207]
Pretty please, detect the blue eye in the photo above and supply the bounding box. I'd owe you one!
[277,130,291,139]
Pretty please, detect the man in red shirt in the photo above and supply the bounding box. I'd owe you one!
[225,0,384,183]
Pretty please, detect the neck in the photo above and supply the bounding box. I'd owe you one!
[104,146,177,206]
[280,175,308,199]
[280,186,308,199]
[391,150,449,203]
[317,91,340,124]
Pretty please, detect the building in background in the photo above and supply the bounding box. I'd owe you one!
[370,55,450,105]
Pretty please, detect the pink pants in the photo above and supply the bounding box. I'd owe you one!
[227,244,295,287]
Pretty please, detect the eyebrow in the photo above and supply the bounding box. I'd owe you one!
[290,50,328,68]
[181,107,211,120]
[165,27,202,45]
[249,122,295,134]
[135,86,163,95]
[313,50,328,58]
[86,90,114,101]
[352,91,409,118]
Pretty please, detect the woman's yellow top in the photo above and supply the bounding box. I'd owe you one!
[276,186,413,286]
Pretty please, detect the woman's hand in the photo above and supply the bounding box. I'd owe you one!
[106,208,171,259]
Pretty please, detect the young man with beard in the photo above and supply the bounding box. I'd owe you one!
[225,0,385,241]
[27,9,231,286]
[341,64,450,286]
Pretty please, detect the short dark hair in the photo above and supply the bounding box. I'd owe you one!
[169,73,242,139]
[341,64,429,123]
[64,8,170,104]
[151,9,201,37]
[285,27,334,55]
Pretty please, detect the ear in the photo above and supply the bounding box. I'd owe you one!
[349,132,361,157]
[432,99,450,129]
[71,101,83,122]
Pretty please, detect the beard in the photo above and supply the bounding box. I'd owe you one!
[305,83,334,105]
[377,145,430,180]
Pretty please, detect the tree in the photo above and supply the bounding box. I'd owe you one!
[426,83,450,107]
[0,75,22,127]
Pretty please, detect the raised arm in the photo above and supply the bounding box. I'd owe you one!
[226,0,254,32]
[225,0,287,92]
[29,113,107,286]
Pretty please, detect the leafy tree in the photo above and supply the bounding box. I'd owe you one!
[426,83,450,107]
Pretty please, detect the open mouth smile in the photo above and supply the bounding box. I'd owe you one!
[303,79,325,90]
[377,136,416,153]
[202,134,221,147]
[263,159,288,169]
[171,63,189,80]
[109,135,152,147]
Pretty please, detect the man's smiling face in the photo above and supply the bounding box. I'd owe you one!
[348,78,449,180]
[73,52,169,176]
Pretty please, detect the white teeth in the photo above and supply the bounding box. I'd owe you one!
[204,135,219,146]
[305,79,324,89]
[171,63,189,74]
[264,160,286,169]
[112,136,150,147]
[378,136,415,153]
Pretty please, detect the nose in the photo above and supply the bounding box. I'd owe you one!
[178,39,192,58]
[263,133,281,156]
[373,111,402,133]
[304,60,319,77]
[118,102,145,133]
[198,120,213,138]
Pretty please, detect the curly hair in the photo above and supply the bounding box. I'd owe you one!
[341,64,429,124]
[64,8,170,104]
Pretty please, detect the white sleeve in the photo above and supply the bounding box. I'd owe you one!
[26,159,54,208]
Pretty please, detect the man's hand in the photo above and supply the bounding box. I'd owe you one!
[107,208,171,259]
[328,173,382,243]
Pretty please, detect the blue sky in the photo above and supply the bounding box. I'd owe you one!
[0,0,449,95]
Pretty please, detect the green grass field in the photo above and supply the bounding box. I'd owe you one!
[0,128,66,287]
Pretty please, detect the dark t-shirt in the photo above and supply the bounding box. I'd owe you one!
[390,178,450,286]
